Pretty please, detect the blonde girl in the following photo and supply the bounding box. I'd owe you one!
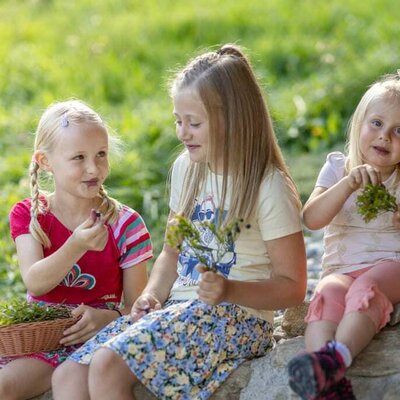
[0,100,152,400]
[53,45,306,400]
[288,73,400,400]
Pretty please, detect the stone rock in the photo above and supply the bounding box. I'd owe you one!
[281,301,309,337]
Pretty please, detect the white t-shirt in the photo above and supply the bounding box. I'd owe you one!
[316,152,400,276]
[168,153,302,323]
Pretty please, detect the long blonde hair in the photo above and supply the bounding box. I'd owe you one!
[30,99,121,248]
[346,72,400,173]
[170,44,300,224]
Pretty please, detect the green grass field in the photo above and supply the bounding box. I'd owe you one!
[1,0,399,296]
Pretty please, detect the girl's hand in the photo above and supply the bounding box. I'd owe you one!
[392,208,400,229]
[346,164,381,191]
[197,264,228,305]
[130,293,161,322]
[60,305,113,346]
[71,210,108,252]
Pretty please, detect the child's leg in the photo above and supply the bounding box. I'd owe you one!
[288,274,353,399]
[289,262,400,399]
[52,360,89,400]
[336,260,400,358]
[305,320,338,352]
[89,348,138,400]
[0,358,53,399]
[305,273,353,351]
[335,311,376,358]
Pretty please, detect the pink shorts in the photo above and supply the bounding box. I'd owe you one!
[305,261,400,331]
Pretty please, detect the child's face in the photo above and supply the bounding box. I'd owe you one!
[173,90,220,169]
[360,98,400,179]
[43,123,109,200]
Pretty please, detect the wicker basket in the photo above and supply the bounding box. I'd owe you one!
[0,317,76,356]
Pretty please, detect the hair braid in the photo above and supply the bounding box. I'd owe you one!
[29,161,51,248]
[98,185,121,224]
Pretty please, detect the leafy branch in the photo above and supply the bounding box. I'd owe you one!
[356,184,397,223]
[0,299,72,326]
[166,215,247,272]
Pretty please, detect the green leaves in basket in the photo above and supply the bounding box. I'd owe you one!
[356,183,397,223]
[0,299,72,326]
[166,215,247,272]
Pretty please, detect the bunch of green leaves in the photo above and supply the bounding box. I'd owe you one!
[166,215,245,272]
[356,184,397,223]
[0,299,72,326]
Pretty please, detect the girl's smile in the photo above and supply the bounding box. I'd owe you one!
[372,145,389,156]
[83,178,100,188]
[173,90,211,164]
[44,122,109,200]
[360,98,400,180]
[186,144,202,152]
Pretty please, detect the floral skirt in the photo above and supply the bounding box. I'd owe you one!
[69,299,274,400]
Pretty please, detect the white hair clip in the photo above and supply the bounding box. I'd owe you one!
[61,112,69,128]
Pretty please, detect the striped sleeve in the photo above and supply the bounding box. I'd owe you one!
[111,205,153,269]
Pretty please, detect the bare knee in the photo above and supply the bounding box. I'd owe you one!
[52,360,73,388]
[89,348,136,392]
[90,348,126,379]
[52,360,89,397]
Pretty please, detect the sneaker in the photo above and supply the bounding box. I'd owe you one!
[288,341,346,400]
[318,377,356,400]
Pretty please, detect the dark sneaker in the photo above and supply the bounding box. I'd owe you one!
[288,342,346,400]
[318,377,356,400]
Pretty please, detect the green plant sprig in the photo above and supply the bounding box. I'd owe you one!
[356,183,397,223]
[166,215,246,272]
[0,299,72,326]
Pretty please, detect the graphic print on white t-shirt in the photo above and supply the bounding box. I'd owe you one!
[176,195,237,287]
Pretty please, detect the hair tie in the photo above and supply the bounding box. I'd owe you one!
[31,154,37,164]
[61,112,69,128]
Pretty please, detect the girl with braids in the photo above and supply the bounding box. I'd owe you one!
[288,72,400,400]
[53,45,306,400]
[0,99,152,400]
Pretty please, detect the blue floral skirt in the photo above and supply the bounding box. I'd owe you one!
[69,299,273,400]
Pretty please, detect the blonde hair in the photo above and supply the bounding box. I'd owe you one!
[346,72,400,172]
[29,99,121,248]
[169,44,301,224]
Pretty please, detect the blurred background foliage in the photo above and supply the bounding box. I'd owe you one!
[0,0,399,297]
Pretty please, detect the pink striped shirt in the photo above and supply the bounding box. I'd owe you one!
[9,198,153,305]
